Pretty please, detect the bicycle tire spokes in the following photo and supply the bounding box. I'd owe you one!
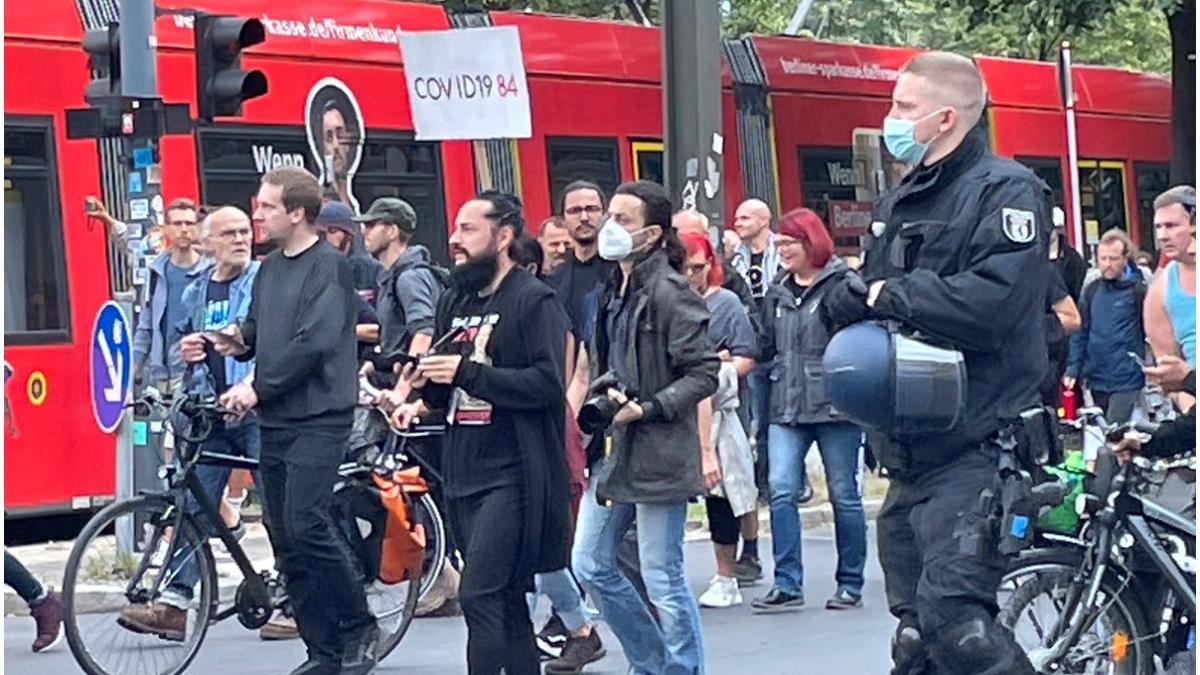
[63,498,215,675]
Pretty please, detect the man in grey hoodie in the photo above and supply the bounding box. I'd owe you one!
[358,197,446,403]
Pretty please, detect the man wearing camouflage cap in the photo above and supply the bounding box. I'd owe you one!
[357,197,448,403]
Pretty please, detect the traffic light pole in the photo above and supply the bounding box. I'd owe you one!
[120,0,157,96]
[117,0,165,555]
[662,0,724,242]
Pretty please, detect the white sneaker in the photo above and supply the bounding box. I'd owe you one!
[698,575,742,608]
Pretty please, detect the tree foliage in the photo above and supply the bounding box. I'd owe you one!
[720,0,1170,74]
[429,0,1171,74]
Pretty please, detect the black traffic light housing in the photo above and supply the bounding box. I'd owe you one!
[83,22,122,107]
[195,14,268,121]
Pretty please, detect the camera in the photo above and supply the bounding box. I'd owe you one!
[578,387,635,435]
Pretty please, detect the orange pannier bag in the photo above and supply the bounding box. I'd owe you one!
[372,469,428,585]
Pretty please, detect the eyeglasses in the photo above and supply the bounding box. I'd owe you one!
[684,263,709,276]
[775,238,802,248]
[564,205,603,216]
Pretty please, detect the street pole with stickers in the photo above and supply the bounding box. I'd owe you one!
[69,0,266,552]
[662,0,724,244]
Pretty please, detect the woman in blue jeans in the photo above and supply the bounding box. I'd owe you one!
[751,208,867,613]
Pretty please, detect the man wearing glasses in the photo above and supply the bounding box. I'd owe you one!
[548,180,616,344]
[131,197,211,391]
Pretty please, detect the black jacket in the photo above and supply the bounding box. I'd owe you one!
[422,268,573,575]
[591,248,720,503]
[761,258,852,425]
[547,250,616,344]
[1053,239,1088,303]
[862,127,1050,467]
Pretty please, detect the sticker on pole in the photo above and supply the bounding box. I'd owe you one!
[90,301,132,433]
[399,26,531,141]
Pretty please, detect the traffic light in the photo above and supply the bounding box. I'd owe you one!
[195,15,268,121]
[82,22,121,106]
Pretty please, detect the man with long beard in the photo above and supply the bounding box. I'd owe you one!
[392,192,573,675]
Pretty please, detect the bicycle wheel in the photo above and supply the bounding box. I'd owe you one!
[63,496,216,675]
[369,555,424,662]
[411,493,446,602]
[999,549,1153,675]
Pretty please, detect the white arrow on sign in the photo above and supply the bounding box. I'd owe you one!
[97,317,126,403]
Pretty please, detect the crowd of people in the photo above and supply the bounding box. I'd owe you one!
[7,49,1195,675]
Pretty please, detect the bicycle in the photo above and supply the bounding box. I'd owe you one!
[355,374,449,603]
[998,433,1195,675]
[61,384,431,675]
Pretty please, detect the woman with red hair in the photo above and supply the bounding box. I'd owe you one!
[679,232,761,608]
[750,208,868,614]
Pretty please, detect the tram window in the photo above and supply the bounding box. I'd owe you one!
[4,121,70,343]
[356,141,437,177]
[198,126,448,263]
[799,146,860,226]
[198,125,317,211]
[1079,162,1128,239]
[1134,162,1170,253]
[351,134,449,267]
[632,142,664,185]
[1016,157,1065,210]
[546,137,620,213]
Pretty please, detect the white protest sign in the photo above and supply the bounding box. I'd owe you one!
[399,26,531,141]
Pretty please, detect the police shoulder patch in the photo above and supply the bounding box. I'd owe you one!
[1001,208,1037,244]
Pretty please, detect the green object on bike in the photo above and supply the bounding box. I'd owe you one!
[1037,450,1087,534]
[132,420,148,446]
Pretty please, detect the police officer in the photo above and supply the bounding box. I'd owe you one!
[821,52,1048,675]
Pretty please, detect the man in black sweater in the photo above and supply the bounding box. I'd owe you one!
[217,166,376,675]
[392,192,573,675]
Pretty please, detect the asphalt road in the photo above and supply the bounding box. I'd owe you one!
[5,528,897,674]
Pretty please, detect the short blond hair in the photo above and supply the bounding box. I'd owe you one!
[901,52,987,128]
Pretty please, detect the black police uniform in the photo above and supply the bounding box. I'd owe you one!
[860,126,1049,675]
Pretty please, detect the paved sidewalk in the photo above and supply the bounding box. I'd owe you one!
[5,496,883,618]
[4,522,275,616]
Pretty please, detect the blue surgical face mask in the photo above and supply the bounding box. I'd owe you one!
[883,109,946,165]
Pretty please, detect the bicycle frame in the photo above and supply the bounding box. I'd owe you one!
[1027,458,1196,668]
[138,437,275,624]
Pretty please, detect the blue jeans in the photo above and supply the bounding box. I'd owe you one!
[529,567,589,633]
[767,422,866,597]
[747,363,773,453]
[162,421,261,608]
[573,464,705,675]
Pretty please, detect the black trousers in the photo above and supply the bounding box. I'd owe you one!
[877,444,1034,675]
[449,483,539,675]
[260,425,374,665]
